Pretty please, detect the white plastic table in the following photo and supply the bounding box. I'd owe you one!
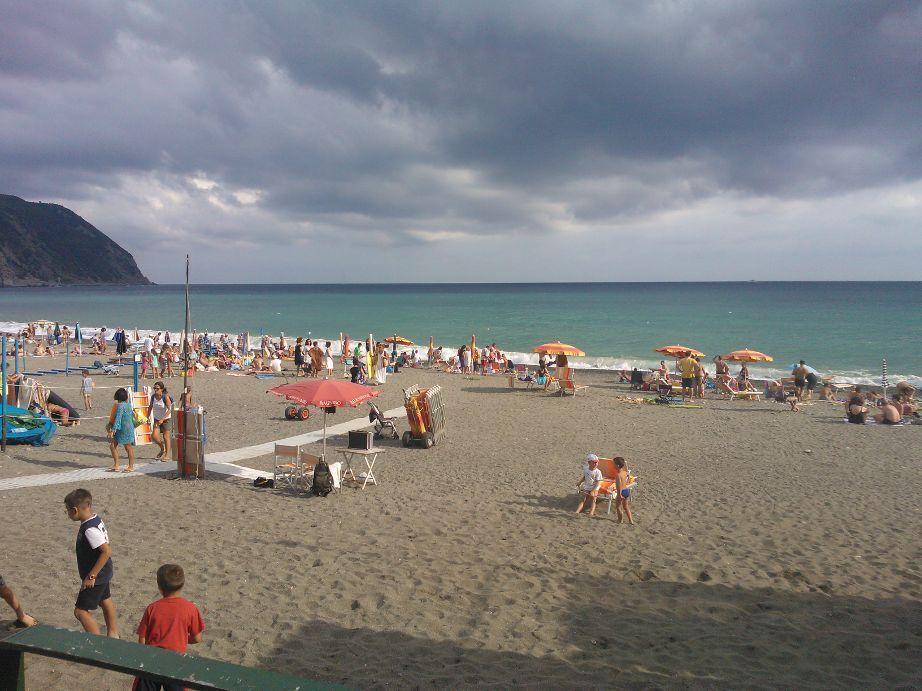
[337,447,384,488]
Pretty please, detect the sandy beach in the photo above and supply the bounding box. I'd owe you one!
[1,355,920,688]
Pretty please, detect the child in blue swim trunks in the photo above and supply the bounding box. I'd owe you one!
[614,457,635,525]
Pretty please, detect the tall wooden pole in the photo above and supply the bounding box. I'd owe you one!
[182,255,191,478]
[2,335,7,453]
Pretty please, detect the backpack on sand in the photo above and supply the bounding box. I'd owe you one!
[312,459,334,497]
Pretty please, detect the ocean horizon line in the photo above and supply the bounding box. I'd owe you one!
[2,279,920,289]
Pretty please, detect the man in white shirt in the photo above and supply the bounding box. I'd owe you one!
[142,335,154,354]
[575,454,604,516]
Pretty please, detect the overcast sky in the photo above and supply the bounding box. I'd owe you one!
[2,1,920,283]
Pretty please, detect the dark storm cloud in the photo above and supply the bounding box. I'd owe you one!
[1,0,920,262]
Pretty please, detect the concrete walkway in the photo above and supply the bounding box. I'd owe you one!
[0,406,405,492]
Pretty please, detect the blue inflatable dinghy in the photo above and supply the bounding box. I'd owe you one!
[2,406,57,446]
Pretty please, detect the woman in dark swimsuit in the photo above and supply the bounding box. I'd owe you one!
[846,386,867,424]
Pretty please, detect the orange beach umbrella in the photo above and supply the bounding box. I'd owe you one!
[384,335,414,346]
[654,344,705,358]
[533,341,586,357]
[722,348,774,363]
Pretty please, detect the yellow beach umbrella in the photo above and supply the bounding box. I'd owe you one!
[723,348,774,363]
[384,335,414,346]
[655,344,705,358]
[533,341,586,357]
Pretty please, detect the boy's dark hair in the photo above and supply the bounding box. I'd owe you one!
[114,388,129,402]
[64,488,92,509]
[156,564,185,594]
[613,457,626,469]
[81,369,89,375]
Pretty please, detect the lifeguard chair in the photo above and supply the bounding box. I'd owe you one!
[401,385,446,448]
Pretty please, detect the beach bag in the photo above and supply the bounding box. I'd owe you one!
[311,459,334,497]
[132,409,146,428]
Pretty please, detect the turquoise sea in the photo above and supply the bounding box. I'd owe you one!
[0,282,919,385]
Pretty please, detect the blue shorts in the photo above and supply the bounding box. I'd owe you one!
[682,377,694,388]
[620,488,632,499]
[75,581,111,611]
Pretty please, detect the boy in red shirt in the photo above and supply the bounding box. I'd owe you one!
[133,564,204,691]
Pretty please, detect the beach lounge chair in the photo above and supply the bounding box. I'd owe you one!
[273,444,302,490]
[595,457,638,515]
[527,374,547,390]
[557,368,587,396]
[731,387,762,401]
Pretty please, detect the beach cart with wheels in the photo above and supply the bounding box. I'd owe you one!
[401,384,446,448]
[284,405,311,420]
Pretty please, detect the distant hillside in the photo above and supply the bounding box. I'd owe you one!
[0,194,151,286]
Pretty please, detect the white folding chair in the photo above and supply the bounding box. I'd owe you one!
[273,444,302,490]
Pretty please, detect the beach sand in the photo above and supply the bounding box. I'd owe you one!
[1,357,920,688]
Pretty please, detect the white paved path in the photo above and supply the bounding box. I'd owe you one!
[0,406,404,492]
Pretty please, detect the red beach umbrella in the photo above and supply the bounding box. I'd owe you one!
[269,379,381,458]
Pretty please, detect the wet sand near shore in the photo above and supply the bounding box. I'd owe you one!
[1,357,920,687]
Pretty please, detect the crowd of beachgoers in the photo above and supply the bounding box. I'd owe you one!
[7,320,919,423]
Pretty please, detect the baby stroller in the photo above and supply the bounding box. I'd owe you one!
[369,402,399,440]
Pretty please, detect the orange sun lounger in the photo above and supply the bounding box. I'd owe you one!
[595,457,637,514]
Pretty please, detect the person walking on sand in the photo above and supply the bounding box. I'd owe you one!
[81,369,95,411]
[1,575,37,628]
[613,457,635,525]
[64,488,118,638]
[107,388,136,472]
[575,454,603,516]
[147,382,172,461]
